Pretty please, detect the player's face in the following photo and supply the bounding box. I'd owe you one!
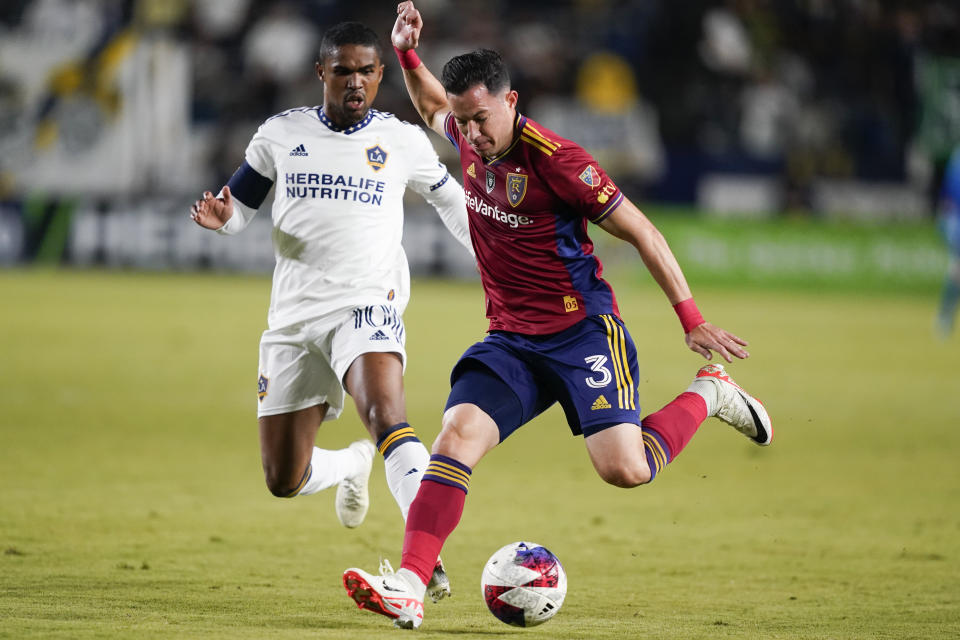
[448,84,519,159]
[317,44,384,128]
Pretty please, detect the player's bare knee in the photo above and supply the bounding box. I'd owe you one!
[432,419,469,455]
[265,476,296,498]
[598,461,651,488]
[432,409,497,462]
[262,465,301,498]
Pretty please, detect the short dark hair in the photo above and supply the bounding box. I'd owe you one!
[318,22,382,63]
[440,49,510,96]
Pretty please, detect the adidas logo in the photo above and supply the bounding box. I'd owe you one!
[404,467,419,477]
[370,330,390,341]
[289,144,308,156]
[591,395,612,410]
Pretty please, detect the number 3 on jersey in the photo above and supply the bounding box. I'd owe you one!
[584,355,612,389]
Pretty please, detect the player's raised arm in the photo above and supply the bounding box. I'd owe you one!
[597,198,750,363]
[392,1,450,136]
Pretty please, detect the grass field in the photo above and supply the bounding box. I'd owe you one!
[1,269,958,639]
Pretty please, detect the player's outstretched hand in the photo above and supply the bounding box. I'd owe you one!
[393,1,423,51]
[685,322,749,363]
[190,186,233,230]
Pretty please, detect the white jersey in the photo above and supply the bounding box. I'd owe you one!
[218,106,471,329]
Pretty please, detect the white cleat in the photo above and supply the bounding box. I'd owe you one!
[695,363,773,445]
[335,440,375,528]
[343,560,424,629]
[426,557,451,603]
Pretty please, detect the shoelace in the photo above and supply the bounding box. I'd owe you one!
[379,558,396,577]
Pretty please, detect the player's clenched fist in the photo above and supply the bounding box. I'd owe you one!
[393,1,423,51]
[190,186,233,230]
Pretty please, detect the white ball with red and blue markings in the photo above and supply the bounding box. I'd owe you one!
[481,541,567,627]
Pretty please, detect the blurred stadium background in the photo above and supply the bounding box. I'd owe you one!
[0,0,957,287]
[3,2,960,638]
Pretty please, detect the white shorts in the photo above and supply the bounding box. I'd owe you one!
[256,304,406,420]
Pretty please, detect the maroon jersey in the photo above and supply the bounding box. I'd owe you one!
[444,112,625,334]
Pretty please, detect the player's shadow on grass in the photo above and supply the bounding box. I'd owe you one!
[304,618,511,634]
[431,630,519,635]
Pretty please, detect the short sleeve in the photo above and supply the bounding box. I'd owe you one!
[405,125,451,195]
[244,124,278,182]
[540,144,624,224]
[443,112,463,152]
[222,121,279,210]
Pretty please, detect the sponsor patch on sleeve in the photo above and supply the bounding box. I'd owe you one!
[578,165,600,188]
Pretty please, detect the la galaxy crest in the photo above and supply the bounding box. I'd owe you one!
[506,172,527,207]
[257,373,269,402]
[366,144,387,171]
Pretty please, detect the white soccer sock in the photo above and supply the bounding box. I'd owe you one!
[686,378,719,417]
[384,440,430,520]
[296,446,361,496]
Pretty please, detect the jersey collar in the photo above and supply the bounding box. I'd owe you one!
[317,107,375,134]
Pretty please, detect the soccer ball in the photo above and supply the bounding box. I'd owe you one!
[481,541,567,627]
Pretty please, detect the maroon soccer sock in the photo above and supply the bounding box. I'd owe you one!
[641,391,708,480]
[400,454,472,585]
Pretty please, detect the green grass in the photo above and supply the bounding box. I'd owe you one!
[606,210,948,295]
[1,269,958,639]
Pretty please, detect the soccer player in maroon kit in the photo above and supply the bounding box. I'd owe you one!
[342,2,773,628]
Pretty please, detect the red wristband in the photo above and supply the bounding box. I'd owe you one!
[394,45,421,70]
[673,298,705,333]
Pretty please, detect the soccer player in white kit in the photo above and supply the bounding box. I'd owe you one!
[190,22,471,601]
